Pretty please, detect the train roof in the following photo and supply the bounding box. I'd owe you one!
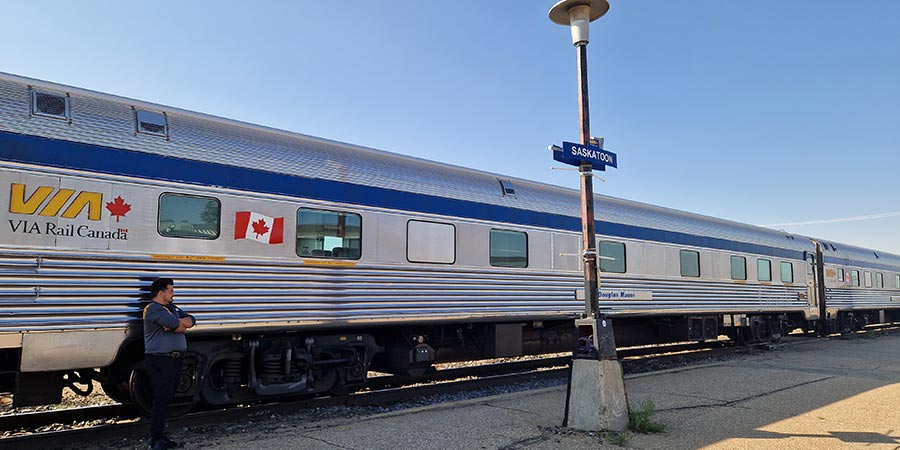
[817,238,900,270]
[1,72,894,264]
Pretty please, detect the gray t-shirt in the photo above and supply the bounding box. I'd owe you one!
[143,302,194,354]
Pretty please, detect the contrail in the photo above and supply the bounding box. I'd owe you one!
[761,211,900,227]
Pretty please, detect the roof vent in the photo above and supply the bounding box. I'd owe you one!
[31,91,70,120]
[499,179,516,197]
[135,109,168,137]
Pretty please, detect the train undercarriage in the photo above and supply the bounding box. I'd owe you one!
[6,309,900,414]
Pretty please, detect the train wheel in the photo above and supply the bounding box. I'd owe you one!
[329,383,363,397]
[326,352,368,396]
[749,318,765,342]
[768,318,783,343]
[99,363,137,404]
[128,366,196,417]
[728,326,752,346]
[855,314,869,331]
[839,314,854,334]
[328,372,366,396]
[100,374,132,404]
[101,381,132,404]
[310,364,339,394]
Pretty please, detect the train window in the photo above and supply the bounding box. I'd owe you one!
[864,271,872,288]
[296,208,361,259]
[599,241,626,273]
[679,250,700,277]
[31,90,70,120]
[876,272,884,288]
[851,270,860,287]
[838,268,845,284]
[407,220,455,264]
[158,193,220,239]
[730,256,747,280]
[895,274,900,289]
[780,262,793,283]
[757,259,772,282]
[490,229,527,268]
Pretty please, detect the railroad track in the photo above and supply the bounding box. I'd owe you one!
[0,340,725,435]
[0,339,727,434]
[3,328,896,450]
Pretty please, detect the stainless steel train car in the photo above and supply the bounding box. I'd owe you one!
[817,240,900,331]
[1,72,898,412]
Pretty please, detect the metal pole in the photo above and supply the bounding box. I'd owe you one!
[576,43,599,319]
[552,1,629,432]
[576,41,617,360]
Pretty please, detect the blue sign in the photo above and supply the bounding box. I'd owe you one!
[553,148,604,171]
[556,141,617,170]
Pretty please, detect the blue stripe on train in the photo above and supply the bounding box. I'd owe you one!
[822,256,900,273]
[0,130,807,260]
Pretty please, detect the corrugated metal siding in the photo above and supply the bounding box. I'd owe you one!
[599,276,809,315]
[0,249,823,334]
[826,288,900,310]
[0,251,583,333]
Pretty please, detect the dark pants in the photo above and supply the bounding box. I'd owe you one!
[145,354,184,441]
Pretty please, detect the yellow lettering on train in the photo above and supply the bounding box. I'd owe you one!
[61,192,102,220]
[9,183,103,221]
[9,184,54,214]
[39,189,75,217]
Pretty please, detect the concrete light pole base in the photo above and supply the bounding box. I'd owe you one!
[565,317,629,432]
[566,358,629,431]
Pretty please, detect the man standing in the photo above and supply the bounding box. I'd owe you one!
[144,277,195,450]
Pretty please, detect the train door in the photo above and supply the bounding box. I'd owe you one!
[805,251,818,313]
[810,241,829,336]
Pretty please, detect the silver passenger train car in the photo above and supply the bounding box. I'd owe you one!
[1,73,898,411]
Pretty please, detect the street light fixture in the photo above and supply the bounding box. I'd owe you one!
[549,0,609,44]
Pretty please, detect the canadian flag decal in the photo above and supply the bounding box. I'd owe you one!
[234,211,284,244]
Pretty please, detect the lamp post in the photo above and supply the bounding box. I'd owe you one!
[549,0,629,432]
[550,0,609,348]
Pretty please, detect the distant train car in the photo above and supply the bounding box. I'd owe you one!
[816,240,900,331]
[0,73,898,412]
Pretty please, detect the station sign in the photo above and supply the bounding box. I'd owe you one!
[553,141,617,171]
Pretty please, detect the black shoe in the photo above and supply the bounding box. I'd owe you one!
[159,435,182,448]
[149,440,167,450]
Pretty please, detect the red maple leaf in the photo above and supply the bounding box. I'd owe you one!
[105,196,131,222]
[251,218,269,238]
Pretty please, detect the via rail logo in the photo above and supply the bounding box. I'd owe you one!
[7,183,131,240]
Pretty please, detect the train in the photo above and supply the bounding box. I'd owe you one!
[1,72,898,414]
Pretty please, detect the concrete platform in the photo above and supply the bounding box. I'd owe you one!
[187,333,900,450]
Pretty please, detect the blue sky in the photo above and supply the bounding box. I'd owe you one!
[3,1,899,253]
